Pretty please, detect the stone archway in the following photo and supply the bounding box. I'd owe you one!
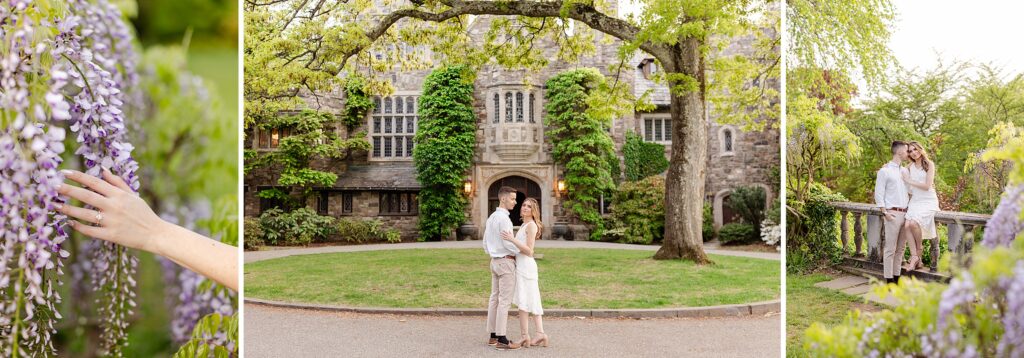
[487,176,542,227]
[713,184,775,230]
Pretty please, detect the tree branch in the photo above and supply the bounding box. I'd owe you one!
[338,0,672,75]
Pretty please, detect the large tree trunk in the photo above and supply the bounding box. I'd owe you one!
[655,39,712,264]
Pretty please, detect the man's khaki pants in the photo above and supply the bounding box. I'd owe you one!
[486,257,516,336]
[883,210,908,279]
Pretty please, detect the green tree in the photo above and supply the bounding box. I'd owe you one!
[413,65,477,241]
[786,0,896,88]
[244,0,780,263]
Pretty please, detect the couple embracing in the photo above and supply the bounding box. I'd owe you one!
[483,186,549,351]
[875,140,940,284]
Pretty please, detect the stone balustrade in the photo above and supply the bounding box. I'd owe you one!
[829,202,991,273]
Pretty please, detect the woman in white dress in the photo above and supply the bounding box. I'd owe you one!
[500,198,549,348]
[901,141,940,271]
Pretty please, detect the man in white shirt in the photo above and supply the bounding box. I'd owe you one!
[875,141,911,284]
[484,186,521,350]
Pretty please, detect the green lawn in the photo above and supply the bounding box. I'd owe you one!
[245,248,780,309]
[786,273,883,357]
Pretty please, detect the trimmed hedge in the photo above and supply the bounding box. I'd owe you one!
[334,218,402,244]
[719,223,756,244]
[256,208,337,246]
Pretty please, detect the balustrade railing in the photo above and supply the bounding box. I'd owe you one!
[829,202,991,273]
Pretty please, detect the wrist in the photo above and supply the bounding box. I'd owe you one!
[145,219,176,256]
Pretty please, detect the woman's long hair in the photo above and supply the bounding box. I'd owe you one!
[907,141,932,172]
[524,198,544,241]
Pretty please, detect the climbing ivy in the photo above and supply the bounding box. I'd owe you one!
[545,68,618,240]
[342,73,374,129]
[623,131,669,181]
[413,65,477,241]
[250,110,371,204]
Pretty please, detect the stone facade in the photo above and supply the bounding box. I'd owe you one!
[244,5,780,241]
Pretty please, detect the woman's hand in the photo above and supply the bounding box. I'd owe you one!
[55,167,238,291]
[500,230,514,241]
[56,168,169,255]
[901,170,911,182]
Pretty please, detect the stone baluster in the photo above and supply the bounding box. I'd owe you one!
[930,235,940,272]
[853,213,863,257]
[840,211,849,254]
[947,222,964,255]
[866,214,882,262]
[963,224,975,257]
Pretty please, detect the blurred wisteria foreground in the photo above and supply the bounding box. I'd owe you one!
[804,130,1024,357]
[1,1,237,357]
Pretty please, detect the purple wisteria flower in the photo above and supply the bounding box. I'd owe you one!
[1,1,74,355]
[983,184,1024,248]
[920,273,979,358]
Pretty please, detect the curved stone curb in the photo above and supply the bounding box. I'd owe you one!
[245,240,781,263]
[245,298,780,319]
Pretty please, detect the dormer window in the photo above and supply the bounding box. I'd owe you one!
[639,58,659,80]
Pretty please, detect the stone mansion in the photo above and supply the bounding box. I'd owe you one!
[244,10,780,241]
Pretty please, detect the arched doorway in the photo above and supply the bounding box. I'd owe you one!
[488,176,542,226]
[721,194,741,225]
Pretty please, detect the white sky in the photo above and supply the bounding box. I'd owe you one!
[888,0,1024,74]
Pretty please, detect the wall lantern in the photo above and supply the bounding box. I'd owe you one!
[555,178,567,198]
[463,177,474,197]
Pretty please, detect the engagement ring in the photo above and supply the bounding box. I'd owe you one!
[95,212,103,224]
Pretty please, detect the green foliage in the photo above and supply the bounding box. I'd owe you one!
[256,208,337,246]
[334,218,403,244]
[786,67,862,203]
[243,217,265,250]
[786,0,896,88]
[135,0,236,45]
[173,313,238,358]
[787,183,846,273]
[727,186,767,238]
[342,73,374,129]
[703,203,715,242]
[249,110,371,205]
[622,131,669,181]
[608,176,666,245]
[718,223,756,245]
[413,65,477,241]
[545,68,618,239]
[804,240,1024,356]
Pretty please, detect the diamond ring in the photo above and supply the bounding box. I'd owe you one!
[95,212,103,224]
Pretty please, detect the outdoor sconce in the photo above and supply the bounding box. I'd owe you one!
[555,178,567,198]
[463,178,474,197]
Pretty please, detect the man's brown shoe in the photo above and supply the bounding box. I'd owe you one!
[488,338,498,346]
[495,341,521,350]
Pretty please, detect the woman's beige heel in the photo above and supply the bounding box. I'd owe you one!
[531,332,549,347]
[518,333,531,348]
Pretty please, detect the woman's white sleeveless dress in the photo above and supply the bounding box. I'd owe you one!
[513,222,543,315]
[905,164,940,240]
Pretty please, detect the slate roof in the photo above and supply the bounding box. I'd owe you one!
[332,163,422,190]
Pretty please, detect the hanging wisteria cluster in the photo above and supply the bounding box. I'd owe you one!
[158,202,235,347]
[1,0,141,356]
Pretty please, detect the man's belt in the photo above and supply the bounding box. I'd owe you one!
[493,255,516,260]
[887,207,907,213]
